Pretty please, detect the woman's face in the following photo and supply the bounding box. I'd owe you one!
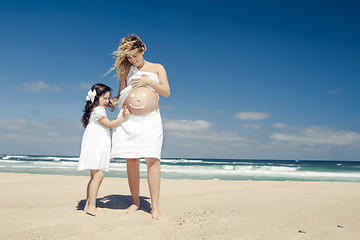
[127,51,143,67]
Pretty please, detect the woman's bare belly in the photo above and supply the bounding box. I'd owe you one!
[123,87,159,115]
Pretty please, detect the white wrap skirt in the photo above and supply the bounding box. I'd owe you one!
[111,110,163,160]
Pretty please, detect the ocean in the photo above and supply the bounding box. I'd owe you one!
[1,154,360,182]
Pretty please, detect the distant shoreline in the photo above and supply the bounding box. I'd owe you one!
[1,154,360,182]
[2,153,360,162]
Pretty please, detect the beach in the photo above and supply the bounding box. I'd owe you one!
[1,172,360,239]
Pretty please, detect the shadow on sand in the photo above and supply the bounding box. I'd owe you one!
[76,194,151,213]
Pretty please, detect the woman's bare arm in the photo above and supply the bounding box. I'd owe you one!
[131,64,170,98]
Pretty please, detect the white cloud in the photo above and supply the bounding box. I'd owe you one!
[272,122,302,131]
[12,80,61,93]
[163,119,245,142]
[234,112,271,120]
[163,119,211,132]
[0,118,82,155]
[167,130,245,142]
[242,124,263,131]
[162,119,360,159]
[272,122,288,129]
[162,118,248,158]
[270,125,360,146]
[328,88,340,95]
[2,115,359,160]
[161,120,360,159]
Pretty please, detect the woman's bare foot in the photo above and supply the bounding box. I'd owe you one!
[151,208,162,220]
[126,204,139,214]
[85,206,101,216]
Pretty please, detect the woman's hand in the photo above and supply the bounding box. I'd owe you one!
[131,74,152,88]
[122,105,131,119]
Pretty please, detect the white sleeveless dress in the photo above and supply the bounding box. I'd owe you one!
[78,106,111,172]
[111,66,163,160]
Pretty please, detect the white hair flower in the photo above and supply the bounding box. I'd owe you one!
[86,89,96,103]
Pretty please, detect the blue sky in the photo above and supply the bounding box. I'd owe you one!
[0,0,359,160]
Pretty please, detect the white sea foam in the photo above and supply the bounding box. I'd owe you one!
[0,160,27,164]
[2,155,79,162]
[55,157,79,161]
[161,158,203,164]
[110,162,127,168]
[223,165,236,170]
[12,165,36,168]
[160,164,360,181]
[3,155,28,160]
[256,166,299,172]
[1,156,360,182]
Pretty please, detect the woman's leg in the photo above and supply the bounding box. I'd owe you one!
[145,158,162,220]
[126,158,140,213]
[85,170,104,216]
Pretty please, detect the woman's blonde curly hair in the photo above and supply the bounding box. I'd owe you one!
[107,34,146,79]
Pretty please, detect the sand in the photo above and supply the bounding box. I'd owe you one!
[1,172,360,240]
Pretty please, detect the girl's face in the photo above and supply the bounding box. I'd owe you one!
[98,91,110,108]
[127,51,143,67]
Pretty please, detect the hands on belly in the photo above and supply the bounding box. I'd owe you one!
[123,87,159,115]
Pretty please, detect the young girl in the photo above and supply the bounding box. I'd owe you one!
[78,83,130,216]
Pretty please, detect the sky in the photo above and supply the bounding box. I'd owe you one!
[0,0,359,160]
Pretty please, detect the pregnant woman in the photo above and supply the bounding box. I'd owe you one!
[109,35,170,220]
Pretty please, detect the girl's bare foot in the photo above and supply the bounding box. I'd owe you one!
[151,208,162,220]
[126,204,139,214]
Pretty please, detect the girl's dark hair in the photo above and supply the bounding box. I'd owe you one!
[81,83,114,128]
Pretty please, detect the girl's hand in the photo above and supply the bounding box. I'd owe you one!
[131,74,151,88]
[122,105,130,119]
[110,97,119,106]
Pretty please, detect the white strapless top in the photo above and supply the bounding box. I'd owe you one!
[118,66,160,108]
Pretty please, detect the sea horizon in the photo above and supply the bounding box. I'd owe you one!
[1,154,360,182]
